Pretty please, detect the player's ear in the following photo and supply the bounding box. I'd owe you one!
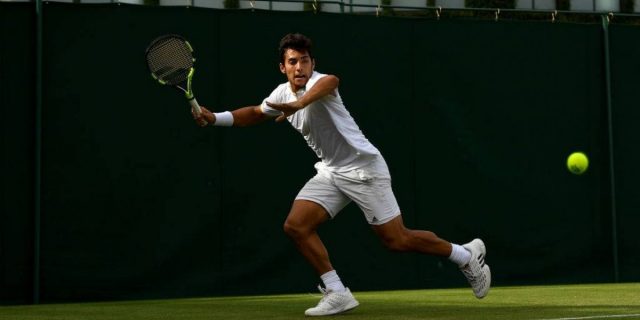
[279,63,285,74]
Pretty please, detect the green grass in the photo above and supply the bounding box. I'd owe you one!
[1,283,639,320]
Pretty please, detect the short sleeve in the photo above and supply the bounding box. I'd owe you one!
[260,85,286,116]
[305,71,327,90]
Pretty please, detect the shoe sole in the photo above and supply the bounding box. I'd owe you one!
[473,239,486,256]
[342,300,360,313]
[305,300,359,316]
[476,239,490,299]
[476,264,491,299]
[467,239,491,299]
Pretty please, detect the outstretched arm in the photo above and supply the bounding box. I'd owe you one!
[266,75,339,122]
[194,105,271,127]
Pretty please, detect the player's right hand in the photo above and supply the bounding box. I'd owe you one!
[193,106,213,127]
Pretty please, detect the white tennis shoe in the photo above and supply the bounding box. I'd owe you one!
[461,238,491,299]
[304,286,359,316]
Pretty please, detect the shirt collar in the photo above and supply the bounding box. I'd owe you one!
[289,84,306,96]
[288,71,316,96]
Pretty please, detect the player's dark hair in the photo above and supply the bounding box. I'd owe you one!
[278,33,313,63]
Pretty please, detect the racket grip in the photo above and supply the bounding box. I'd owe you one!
[189,97,202,114]
[189,97,208,125]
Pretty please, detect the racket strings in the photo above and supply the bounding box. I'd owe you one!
[146,36,193,85]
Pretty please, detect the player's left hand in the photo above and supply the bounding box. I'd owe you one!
[266,101,304,122]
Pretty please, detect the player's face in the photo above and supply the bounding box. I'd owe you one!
[280,48,315,92]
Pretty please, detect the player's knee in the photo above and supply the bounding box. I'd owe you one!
[283,220,306,239]
[283,221,296,238]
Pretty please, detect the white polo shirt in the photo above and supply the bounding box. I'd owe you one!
[261,71,380,172]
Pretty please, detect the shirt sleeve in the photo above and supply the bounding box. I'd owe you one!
[306,71,339,99]
[260,85,285,116]
[305,71,327,91]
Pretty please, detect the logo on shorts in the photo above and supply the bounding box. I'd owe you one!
[371,216,378,224]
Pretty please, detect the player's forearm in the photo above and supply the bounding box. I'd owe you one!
[297,75,339,107]
[229,106,269,127]
[203,105,268,127]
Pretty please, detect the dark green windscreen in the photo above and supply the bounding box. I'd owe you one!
[1,2,638,304]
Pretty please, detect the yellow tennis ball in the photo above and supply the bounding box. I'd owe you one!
[567,152,589,175]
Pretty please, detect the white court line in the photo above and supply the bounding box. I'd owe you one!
[536,314,640,320]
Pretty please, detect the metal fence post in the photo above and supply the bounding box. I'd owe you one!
[601,13,619,283]
[34,0,43,304]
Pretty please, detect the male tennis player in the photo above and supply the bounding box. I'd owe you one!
[194,33,491,316]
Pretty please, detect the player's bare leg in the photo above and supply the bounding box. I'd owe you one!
[371,215,452,256]
[283,200,333,275]
[283,200,359,316]
[372,215,491,298]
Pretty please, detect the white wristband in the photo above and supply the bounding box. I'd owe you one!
[213,111,234,127]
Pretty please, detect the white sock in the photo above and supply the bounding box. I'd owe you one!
[320,270,346,292]
[449,243,471,267]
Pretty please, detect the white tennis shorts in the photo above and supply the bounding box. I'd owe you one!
[296,155,401,225]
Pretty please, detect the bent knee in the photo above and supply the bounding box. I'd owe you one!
[283,220,312,239]
[282,220,297,237]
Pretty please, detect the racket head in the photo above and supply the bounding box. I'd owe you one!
[145,34,195,87]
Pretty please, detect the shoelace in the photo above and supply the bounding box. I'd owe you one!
[314,285,348,309]
[316,285,330,304]
[317,284,328,294]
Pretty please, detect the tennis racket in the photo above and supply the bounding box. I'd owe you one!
[145,34,206,124]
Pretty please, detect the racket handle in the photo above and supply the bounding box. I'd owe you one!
[189,97,202,114]
[189,97,208,125]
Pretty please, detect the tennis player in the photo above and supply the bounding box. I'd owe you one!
[194,33,491,316]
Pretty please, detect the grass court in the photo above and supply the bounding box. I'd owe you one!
[1,283,639,320]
